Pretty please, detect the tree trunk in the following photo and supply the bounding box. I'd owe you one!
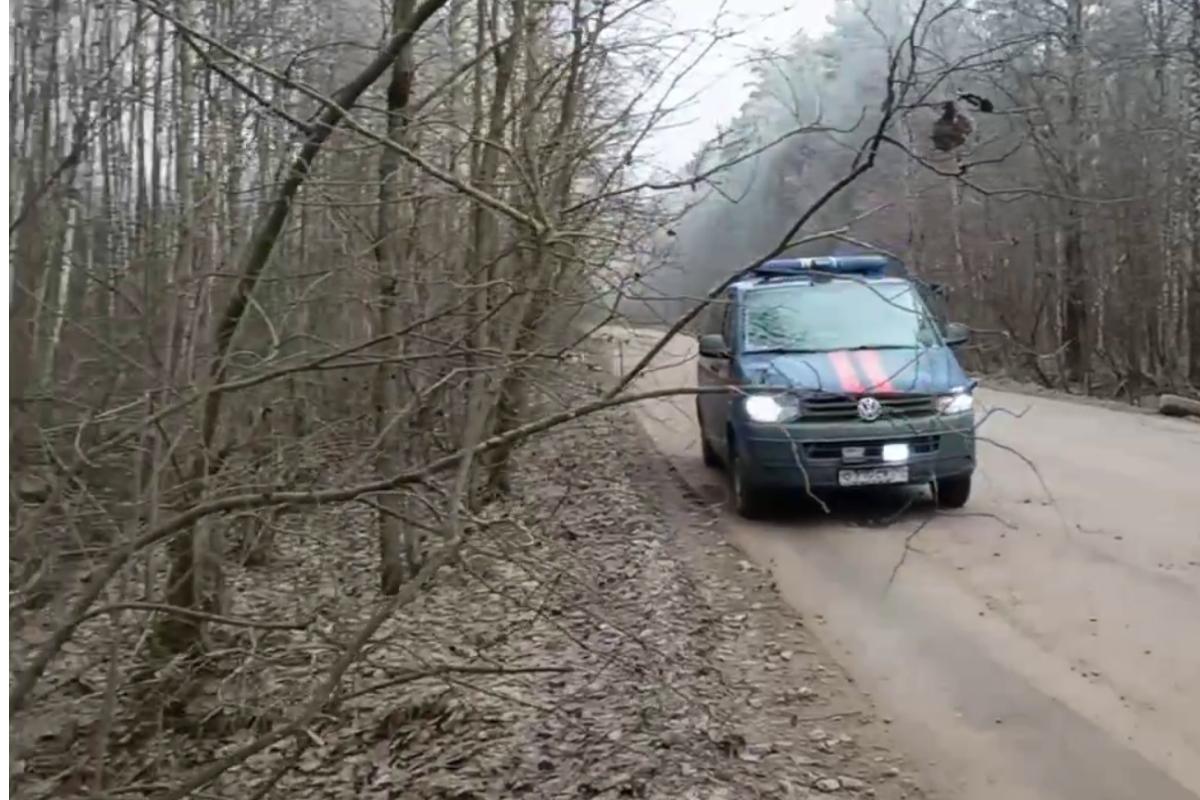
[1061,0,1090,389]
[159,0,207,652]
[465,0,525,505]
[9,0,63,483]
[481,0,588,498]
[373,0,418,594]
[1187,0,1200,384]
[151,0,451,646]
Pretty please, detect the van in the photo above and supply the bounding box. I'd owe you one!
[695,255,977,518]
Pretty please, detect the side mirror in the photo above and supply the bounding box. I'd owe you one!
[698,333,730,358]
[929,282,947,299]
[943,322,970,347]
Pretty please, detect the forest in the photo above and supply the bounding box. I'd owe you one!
[8,0,1200,797]
[661,0,1200,400]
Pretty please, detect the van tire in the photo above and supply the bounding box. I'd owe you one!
[729,444,770,519]
[696,401,721,467]
[934,475,972,509]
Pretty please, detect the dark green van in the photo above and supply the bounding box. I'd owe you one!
[695,255,977,518]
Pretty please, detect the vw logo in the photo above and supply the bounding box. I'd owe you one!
[857,396,882,422]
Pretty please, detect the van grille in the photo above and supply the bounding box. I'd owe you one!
[803,436,940,463]
[802,393,936,421]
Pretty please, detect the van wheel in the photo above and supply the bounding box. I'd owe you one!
[696,402,721,468]
[934,475,972,509]
[729,445,769,519]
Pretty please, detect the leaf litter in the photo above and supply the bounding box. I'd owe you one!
[10,358,927,799]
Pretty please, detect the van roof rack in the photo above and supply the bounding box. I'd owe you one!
[747,254,903,281]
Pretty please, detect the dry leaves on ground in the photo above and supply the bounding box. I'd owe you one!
[10,358,926,800]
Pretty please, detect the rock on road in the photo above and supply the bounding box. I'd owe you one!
[611,327,1200,800]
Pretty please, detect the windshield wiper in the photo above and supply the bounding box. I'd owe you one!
[743,347,825,355]
[746,345,919,355]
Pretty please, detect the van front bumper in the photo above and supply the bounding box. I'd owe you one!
[732,412,976,490]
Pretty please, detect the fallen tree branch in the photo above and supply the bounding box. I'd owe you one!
[75,602,313,631]
[335,664,573,705]
[1158,393,1200,418]
[885,514,935,591]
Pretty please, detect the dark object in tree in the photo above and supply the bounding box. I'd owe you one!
[931,101,973,152]
[958,93,994,113]
[1158,393,1200,418]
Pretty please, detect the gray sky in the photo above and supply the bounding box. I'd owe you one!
[644,0,836,171]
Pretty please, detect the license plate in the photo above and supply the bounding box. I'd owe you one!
[838,466,909,487]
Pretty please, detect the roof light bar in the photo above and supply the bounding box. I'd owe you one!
[749,255,900,279]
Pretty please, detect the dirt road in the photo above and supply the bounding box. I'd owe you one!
[612,327,1200,800]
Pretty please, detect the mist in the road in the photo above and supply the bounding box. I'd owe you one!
[624,0,939,325]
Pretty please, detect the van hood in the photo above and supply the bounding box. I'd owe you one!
[737,346,969,396]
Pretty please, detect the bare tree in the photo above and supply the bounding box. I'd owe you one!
[8,1,1068,797]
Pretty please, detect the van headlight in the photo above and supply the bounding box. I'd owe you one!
[937,390,974,415]
[744,393,801,423]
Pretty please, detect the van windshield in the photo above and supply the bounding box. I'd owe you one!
[742,280,940,353]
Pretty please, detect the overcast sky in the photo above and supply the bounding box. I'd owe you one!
[644,0,836,171]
